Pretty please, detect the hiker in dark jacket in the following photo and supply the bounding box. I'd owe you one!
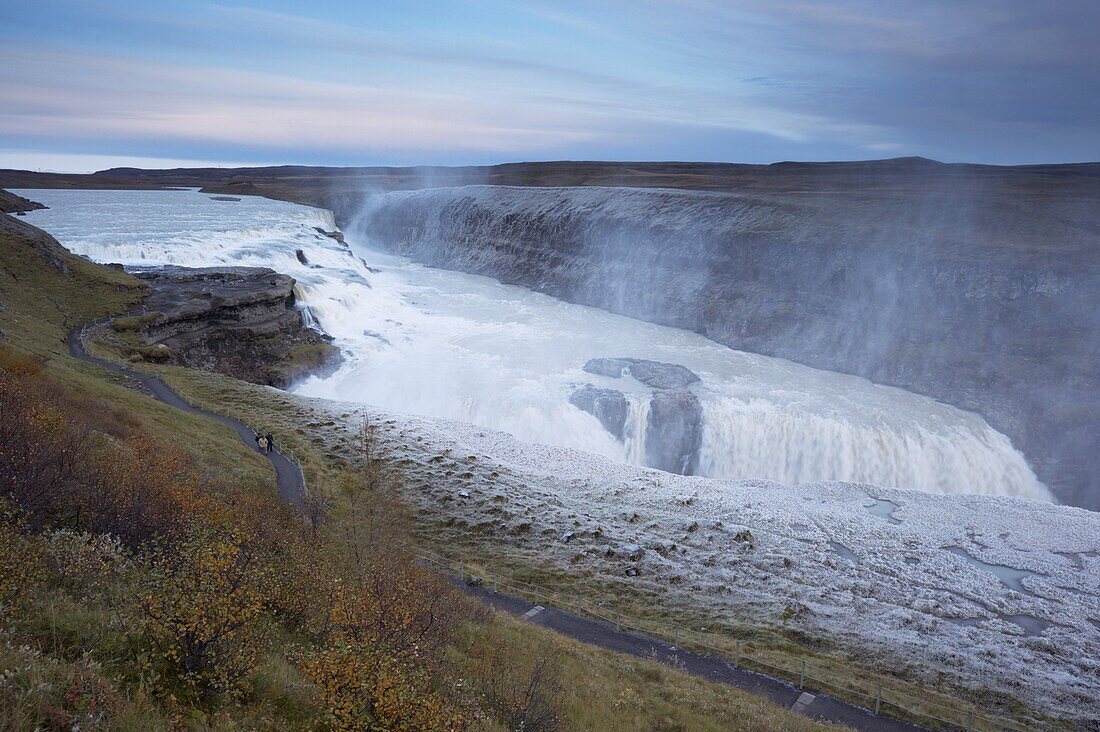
[265,433,274,454]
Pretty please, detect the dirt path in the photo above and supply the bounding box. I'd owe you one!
[66,322,304,506]
[465,584,925,731]
[68,318,925,731]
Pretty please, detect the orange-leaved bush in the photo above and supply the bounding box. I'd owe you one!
[138,527,275,700]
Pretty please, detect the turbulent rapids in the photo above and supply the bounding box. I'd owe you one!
[18,188,1051,500]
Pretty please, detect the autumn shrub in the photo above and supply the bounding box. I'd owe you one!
[0,345,225,546]
[0,505,48,618]
[297,638,466,731]
[294,467,473,730]
[0,631,126,731]
[0,365,98,520]
[463,626,564,731]
[137,527,275,701]
[77,435,224,547]
[38,529,135,601]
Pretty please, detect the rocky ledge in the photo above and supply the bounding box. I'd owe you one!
[0,189,46,215]
[0,209,69,273]
[571,357,703,475]
[122,266,341,388]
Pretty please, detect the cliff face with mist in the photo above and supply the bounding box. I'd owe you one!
[356,178,1100,510]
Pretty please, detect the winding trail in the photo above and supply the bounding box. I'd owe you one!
[464,584,924,731]
[66,322,304,506]
[68,318,923,731]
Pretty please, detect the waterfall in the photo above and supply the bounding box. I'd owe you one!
[18,187,1052,502]
[621,396,650,466]
[697,397,1046,498]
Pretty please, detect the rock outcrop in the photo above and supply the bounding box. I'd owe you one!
[574,357,704,475]
[314,227,346,244]
[128,266,341,388]
[646,388,703,475]
[0,189,46,215]
[568,385,628,439]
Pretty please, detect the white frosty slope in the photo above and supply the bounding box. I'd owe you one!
[318,400,1099,719]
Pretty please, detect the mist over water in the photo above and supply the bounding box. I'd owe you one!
[17,188,1051,500]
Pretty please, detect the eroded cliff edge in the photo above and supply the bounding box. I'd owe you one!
[357,179,1100,509]
[116,266,341,388]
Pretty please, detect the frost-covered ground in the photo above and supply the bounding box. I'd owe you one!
[311,398,1100,719]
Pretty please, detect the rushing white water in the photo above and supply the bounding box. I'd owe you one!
[16,188,1051,500]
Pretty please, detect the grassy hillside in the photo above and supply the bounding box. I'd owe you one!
[0,209,845,729]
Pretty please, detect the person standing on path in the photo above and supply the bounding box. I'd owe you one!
[258,435,268,453]
[265,432,274,454]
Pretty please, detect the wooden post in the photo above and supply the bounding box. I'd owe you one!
[734,640,740,667]
[967,711,973,732]
[874,685,882,715]
[616,613,621,633]
[799,660,805,689]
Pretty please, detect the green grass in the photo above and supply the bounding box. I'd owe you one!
[453,613,845,732]
[0,228,273,497]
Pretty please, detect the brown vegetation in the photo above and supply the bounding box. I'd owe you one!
[0,343,564,729]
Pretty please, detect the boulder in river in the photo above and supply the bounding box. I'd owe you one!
[575,357,704,474]
[645,388,703,475]
[583,357,699,389]
[569,384,629,439]
[314,227,346,244]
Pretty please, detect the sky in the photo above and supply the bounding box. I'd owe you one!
[1,0,1098,172]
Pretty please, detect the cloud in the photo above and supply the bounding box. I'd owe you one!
[0,148,269,173]
[0,0,1095,165]
[0,46,602,154]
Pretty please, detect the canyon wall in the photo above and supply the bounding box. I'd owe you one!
[355,182,1100,509]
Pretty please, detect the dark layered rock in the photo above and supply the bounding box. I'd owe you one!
[646,389,703,474]
[314,227,346,244]
[584,357,699,389]
[569,384,629,439]
[576,356,705,475]
[129,266,341,388]
[0,189,46,215]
